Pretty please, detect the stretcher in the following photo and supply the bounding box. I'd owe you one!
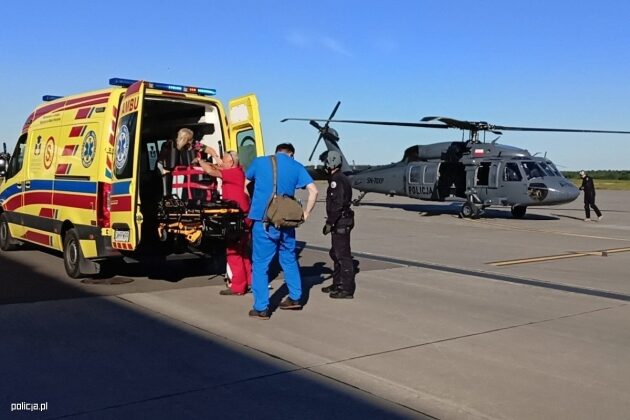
[157,165,245,246]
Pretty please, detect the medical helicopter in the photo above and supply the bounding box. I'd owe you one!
[282,103,630,218]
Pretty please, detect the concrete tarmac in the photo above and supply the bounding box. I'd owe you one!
[1,186,629,419]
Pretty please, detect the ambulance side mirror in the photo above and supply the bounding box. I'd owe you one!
[0,142,9,178]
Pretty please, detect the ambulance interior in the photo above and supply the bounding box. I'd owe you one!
[137,97,224,246]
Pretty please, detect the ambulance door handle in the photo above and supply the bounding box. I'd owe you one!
[24,181,31,190]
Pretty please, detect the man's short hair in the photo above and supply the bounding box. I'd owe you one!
[275,143,295,155]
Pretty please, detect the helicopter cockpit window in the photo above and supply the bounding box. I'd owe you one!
[539,161,560,177]
[504,162,522,182]
[521,161,544,180]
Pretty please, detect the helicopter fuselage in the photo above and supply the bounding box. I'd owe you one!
[348,141,579,211]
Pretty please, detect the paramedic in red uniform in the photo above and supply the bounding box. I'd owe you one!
[194,148,252,295]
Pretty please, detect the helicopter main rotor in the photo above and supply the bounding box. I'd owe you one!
[282,114,630,144]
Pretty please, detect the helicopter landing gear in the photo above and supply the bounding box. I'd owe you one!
[511,205,527,219]
[460,201,482,219]
[352,191,367,206]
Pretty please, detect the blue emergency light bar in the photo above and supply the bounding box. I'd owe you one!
[43,95,63,101]
[109,78,216,96]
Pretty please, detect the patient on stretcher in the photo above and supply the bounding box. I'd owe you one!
[158,128,217,206]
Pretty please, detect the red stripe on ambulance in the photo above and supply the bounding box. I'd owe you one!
[110,195,131,212]
[23,231,52,247]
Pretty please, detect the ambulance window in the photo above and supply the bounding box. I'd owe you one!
[236,129,256,170]
[409,166,422,184]
[114,112,138,179]
[6,134,27,179]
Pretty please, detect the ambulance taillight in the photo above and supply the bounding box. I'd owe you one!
[97,182,111,228]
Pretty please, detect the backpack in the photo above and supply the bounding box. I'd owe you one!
[265,155,304,229]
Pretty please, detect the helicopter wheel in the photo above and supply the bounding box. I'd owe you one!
[460,202,480,219]
[511,205,527,219]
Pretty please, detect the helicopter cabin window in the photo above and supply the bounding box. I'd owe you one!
[409,165,422,184]
[504,162,522,182]
[521,161,544,180]
[476,162,491,186]
[424,164,438,184]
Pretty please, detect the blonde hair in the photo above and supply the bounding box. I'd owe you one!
[225,150,239,167]
[176,128,194,150]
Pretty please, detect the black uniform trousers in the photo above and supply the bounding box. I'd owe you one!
[584,197,601,219]
[329,226,355,294]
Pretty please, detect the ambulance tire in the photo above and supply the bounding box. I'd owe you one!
[63,229,86,279]
[0,213,20,251]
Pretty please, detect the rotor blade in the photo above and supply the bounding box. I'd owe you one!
[421,116,480,131]
[493,125,630,134]
[325,101,341,127]
[309,120,323,130]
[281,118,450,129]
[309,133,323,161]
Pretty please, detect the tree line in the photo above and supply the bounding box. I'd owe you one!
[563,170,630,180]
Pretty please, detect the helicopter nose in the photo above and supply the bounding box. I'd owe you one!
[546,180,580,203]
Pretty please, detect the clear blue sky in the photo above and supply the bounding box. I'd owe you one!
[1,0,629,170]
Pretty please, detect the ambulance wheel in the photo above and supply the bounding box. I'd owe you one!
[0,213,20,251]
[63,229,86,279]
[511,205,527,219]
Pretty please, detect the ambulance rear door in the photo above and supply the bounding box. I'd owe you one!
[228,94,264,171]
[110,81,146,251]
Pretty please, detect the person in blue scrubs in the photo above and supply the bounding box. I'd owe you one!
[244,143,318,319]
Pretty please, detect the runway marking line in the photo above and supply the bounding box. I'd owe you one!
[465,218,630,243]
[488,247,630,266]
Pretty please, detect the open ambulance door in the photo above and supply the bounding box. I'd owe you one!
[228,94,265,171]
[110,81,146,251]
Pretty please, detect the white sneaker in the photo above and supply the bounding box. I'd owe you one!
[598,215,603,221]
[584,218,591,222]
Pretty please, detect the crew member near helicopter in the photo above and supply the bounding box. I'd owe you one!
[321,150,356,299]
[579,170,603,221]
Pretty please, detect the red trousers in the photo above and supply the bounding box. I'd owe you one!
[226,233,252,294]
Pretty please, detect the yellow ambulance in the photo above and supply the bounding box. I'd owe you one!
[0,78,264,278]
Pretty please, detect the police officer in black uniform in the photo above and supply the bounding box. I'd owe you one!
[321,150,355,299]
[579,170,603,221]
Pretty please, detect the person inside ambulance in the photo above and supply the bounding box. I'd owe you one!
[157,128,195,176]
[157,127,215,202]
[193,148,252,295]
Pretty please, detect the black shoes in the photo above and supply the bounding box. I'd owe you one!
[278,297,302,310]
[248,309,270,320]
[329,290,354,299]
[321,284,340,293]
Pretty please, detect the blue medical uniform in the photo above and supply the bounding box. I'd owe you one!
[246,153,313,311]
